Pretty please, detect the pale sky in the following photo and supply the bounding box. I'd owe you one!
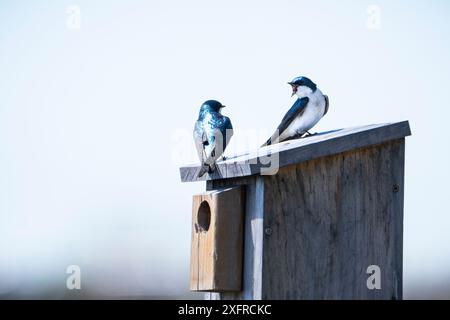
[0,0,449,298]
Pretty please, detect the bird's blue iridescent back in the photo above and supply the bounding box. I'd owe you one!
[202,111,233,154]
[193,101,233,168]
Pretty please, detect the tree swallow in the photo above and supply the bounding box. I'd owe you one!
[262,76,329,146]
[194,100,233,177]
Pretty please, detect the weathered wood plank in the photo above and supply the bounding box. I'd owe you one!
[190,187,245,292]
[180,121,411,182]
[261,139,405,299]
[205,176,265,300]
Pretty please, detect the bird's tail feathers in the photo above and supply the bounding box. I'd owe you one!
[261,132,280,148]
[260,138,271,148]
[197,164,209,178]
[197,162,217,178]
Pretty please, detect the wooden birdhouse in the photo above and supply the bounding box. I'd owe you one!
[180,121,411,300]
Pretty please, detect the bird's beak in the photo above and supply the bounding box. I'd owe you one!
[290,84,298,97]
[221,105,226,108]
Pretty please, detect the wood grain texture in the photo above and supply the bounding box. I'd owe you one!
[261,139,405,299]
[205,176,265,300]
[180,121,411,182]
[190,187,245,292]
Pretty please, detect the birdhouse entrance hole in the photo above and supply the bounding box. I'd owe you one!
[197,201,211,232]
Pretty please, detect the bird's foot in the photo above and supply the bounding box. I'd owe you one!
[222,156,227,161]
[303,131,316,137]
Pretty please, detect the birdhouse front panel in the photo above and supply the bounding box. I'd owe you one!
[190,186,245,292]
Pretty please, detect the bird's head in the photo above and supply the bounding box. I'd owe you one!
[288,76,317,98]
[200,100,226,114]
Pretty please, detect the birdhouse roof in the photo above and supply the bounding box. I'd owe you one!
[180,121,411,182]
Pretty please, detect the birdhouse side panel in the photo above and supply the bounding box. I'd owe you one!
[261,139,405,299]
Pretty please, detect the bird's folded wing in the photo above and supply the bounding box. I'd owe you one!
[193,121,207,161]
[216,116,233,157]
[219,116,233,138]
[276,96,309,134]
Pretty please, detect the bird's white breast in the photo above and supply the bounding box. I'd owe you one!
[283,89,326,138]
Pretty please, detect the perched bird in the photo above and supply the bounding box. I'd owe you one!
[194,100,233,177]
[262,76,329,146]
